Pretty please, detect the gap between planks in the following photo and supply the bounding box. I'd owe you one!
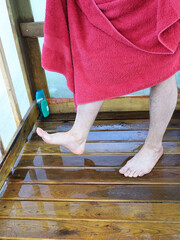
[1,197,180,203]
[27,140,180,143]
[0,238,58,240]
[5,181,180,185]
[0,216,179,224]
[20,152,180,156]
[32,127,180,132]
[13,166,180,169]
[0,238,59,240]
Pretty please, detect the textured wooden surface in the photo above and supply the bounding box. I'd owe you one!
[0,111,180,239]
[20,22,44,37]
[34,118,180,132]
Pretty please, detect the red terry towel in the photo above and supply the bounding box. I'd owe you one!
[41,0,180,111]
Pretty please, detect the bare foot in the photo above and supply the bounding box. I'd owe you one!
[119,144,164,177]
[36,127,86,155]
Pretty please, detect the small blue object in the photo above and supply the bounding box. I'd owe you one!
[36,89,50,118]
[36,89,45,100]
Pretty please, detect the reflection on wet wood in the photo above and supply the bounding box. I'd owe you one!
[7,168,180,184]
[0,219,179,239]
[14,154,136,168]
[14,154,180,168]
[35,118,180,132]
[1,183,180,201]
[29,129,180,142]
[22,141,180,154]
[35,119,151,132]
[0,200,180,221]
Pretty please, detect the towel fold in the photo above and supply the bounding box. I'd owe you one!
[42,0,180,111]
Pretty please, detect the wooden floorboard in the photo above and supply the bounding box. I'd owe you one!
[6,168,180,184]
[30,129,180,142]
[34,118,180,132]
[37,111,152,121]
[1,111,180,239]
[0,200,180,221]
[21,141,180,154]
[0,219,180,239]
[1,183,180,201]
[13,154,180,168]
[37,110,180,121]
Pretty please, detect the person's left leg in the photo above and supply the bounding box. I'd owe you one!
[36,100,104,154]
[119,74,178,178]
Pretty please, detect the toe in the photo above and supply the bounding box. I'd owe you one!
[133,170,140,178]
[128,170,136,178]
[132,171,139,178]
[138,171,145,177]
[119,166,128,174]
[36,127,45,138]
[124,169,131,177]
[119,159,135,175]
[37,127,50,142]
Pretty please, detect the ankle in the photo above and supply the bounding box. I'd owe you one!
[68,129,87,143]
[144,141,163,152]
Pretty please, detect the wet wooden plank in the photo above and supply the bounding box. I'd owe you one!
[34,118,180,132]
[13,154,137,168]
[7,168,180,184]
[29,129,180,142]
[0,200,180,222]
[14,154,180,168]
[0,219,179,239]
[35,119,150,132]
[1,184,180,202]
[40,112,151,121]
[22,141,180,154]
[2,183,180,202]
[38,110,180,121]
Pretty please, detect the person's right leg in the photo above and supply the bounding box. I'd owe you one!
[119,74,178,177]
[36,100,104,154]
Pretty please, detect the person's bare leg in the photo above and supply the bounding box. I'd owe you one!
[36,100,104,154]
[119,74,178,177]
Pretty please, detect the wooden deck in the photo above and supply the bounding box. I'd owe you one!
[0,111,180,239]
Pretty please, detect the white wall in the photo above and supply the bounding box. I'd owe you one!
[0,0,30,149]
